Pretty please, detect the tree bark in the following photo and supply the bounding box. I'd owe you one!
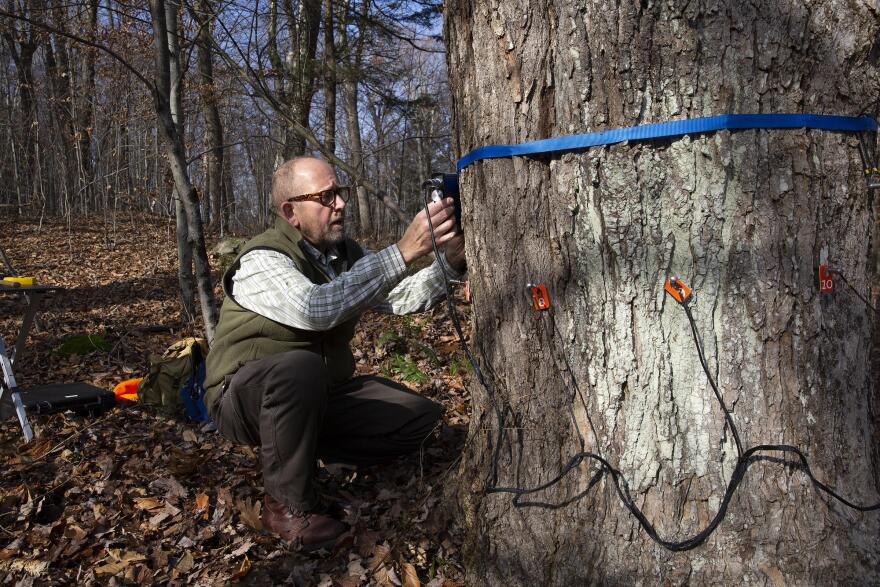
[77,0,98,209]
[340,0,372,235]
[445,1,880,584]
[163,0,196,324]
[322,0,336,155]
[192,0,225,234]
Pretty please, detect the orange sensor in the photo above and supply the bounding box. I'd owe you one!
[664,277,692,304]
[530,283,551,311]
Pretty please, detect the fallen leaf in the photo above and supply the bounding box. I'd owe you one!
[370,542,392,572]
[348,557,367,579]
[178,536,195,549]
[230,540,254,558]
[163,502,181,516]
[132,497,163,512]
[176,550,194,573]
[194,493,209,512]
[64,524,88,542]
[95,561,128,576]
[149,477,188,499]
[168,447,201,477]
[356,530,381,558]
[402,562,420,587]
[9,558,49,577]
[0,538,22,560]
[389,501,402,519]
[148,511,170,527]
[337,576,364,587]
[235,498,262,531]
[213,487,233,524]
[21,438,54,461]
[106,549,147,563]
[230,555,252,582]
[383,567,403,587]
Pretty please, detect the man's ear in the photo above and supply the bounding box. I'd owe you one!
[281,202,300,228]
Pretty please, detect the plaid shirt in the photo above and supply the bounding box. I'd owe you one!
[231,240,463,331]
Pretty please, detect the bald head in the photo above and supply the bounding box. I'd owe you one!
[271,157,337,212]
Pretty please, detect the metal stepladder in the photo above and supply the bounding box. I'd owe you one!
[0,334,33,442]
[0,281,63,444]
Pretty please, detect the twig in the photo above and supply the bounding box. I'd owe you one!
[16,412,116,470]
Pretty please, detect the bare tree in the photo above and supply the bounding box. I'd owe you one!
[191,0,226,234]
[267,0,321,159]
[1,0,41,211]
[321,0,335,154]
[150,0,217,340]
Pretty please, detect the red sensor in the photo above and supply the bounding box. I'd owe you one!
[530,284,551,311]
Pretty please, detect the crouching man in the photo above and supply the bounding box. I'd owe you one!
[203,157,464,551]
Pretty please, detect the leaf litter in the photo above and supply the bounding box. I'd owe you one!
[0,214,469,585]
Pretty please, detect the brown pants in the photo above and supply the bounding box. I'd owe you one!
[210,349,443,511]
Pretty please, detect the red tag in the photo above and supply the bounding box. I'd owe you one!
[819,264,834,293]
[530,284,550,311]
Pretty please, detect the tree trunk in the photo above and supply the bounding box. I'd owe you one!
[192,0,225,234]
[2,7,39,209]
[77,0,98,210]
[445,1,880,584]
[150,0,218,342]
[175,189,196,322]
[268,0,321,159]
[322,0,336,154]
[340,0,372,235]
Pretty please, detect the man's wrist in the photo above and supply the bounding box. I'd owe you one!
[381,244,408,280]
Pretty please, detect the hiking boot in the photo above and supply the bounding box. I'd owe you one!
[262,494,346,552]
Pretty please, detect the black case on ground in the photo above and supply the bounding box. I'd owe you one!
[1,382,116,419]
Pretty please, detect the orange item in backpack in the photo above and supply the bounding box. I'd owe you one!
[113,378,142,402]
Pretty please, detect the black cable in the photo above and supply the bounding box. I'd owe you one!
[681,298,744,457]
[420,188,880,551]
[833,270,880,318]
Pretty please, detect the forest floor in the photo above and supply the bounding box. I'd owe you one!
[0,213,472,586]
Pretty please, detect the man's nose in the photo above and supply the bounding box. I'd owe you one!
[331,192,346,210]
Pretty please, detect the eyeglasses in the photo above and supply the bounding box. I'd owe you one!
[286,186,353,207]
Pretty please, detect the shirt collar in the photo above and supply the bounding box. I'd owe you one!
[299,238,340,267]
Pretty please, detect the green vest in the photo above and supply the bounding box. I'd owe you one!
[203,217,364,412]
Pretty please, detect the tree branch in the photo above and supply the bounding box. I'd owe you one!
[0,5,153,89]
[184,0,408,222]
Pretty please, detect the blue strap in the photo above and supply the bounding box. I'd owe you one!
[457,113,878,172]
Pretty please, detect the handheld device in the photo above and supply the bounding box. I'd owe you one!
[421,173,462,231]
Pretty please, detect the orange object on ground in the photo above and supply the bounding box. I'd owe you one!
[113,377,142,401]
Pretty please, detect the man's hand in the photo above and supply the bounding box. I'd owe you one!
[443,233,466,272]
[397,198,457,264]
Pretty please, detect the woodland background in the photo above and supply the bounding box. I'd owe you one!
[1,1,468,585]
[0,0,453,237]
